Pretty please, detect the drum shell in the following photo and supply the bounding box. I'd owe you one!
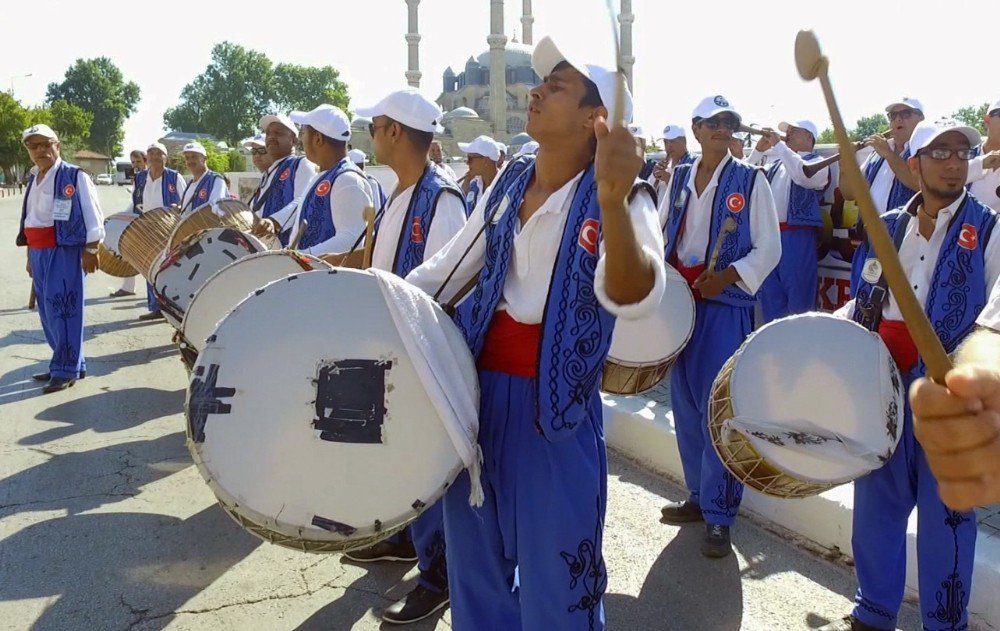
[98,213,139,278]
[168,204,257,251]
[118,207,181,279]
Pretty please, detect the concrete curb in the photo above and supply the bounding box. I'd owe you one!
[603,391,1000,630]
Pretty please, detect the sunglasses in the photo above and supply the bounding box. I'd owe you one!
[25,139,56,151]
[368,123,390,138]
[919,148,976,161]
[699,116,740,132]
[887,109,918,122]
[251,148,267,156]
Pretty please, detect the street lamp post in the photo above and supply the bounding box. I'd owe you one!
[8,73,33,94]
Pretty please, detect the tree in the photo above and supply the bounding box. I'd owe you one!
[850,114,889,141]
[953,103,990,134]
[272,63,350,114]
[0,92,30,182]
[164,42,274,145]
[817,128,836,144]
[46,57,140,157]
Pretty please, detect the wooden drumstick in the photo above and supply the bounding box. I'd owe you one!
[27,285,36,310]
[289,219,308,251]
[795,30,951,382]
[362,206,376,269]
[707,217,738,272]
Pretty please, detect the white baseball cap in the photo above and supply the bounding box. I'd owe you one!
[243,134,266,149]
[661,125,686,140]
[628,124,644,136]
[515,140,540,157]
[778,120,820,141]
[908,119,981,155]
[989,99,1000,116]
[21,124,58,143]
[692,95,741,124]
[732,131,748,141]
[259,113,298,137]
[348,149,368,164]
[181,142,207,156]
[356,89,445,133]
[290,104,352,142]
[885,98,924,114]
[531,35,634,125]
[147,142,168,155]
[458,135,502,161]
[498,143,507,153]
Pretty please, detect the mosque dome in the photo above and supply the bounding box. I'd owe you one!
[351,116,372,130]
[474,42,534,68]
[509,132,533,146]
[442,107,481,122]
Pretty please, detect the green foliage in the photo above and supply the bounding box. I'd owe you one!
[46,57,140,157]
[952,103,990,134]
[272,63,350,113]
[849,114,889,141]
[817,128,836,144]
[0,92,30,180]
[169,140,246,176]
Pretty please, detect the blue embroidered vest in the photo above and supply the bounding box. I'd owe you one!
[678,153,696,166]
[766,151,826,228]
[182,171,221,213]
[639,158,657,181]
[296,158,358,250]
[254,156,304,219]
[374,164,463,277]
[664,159,760,307]
[17,162,88,247]
[465,177,482,215]
[864,147,916,211]
[852,194,997,376]
[132,169,147,212]
[158,169,182,207]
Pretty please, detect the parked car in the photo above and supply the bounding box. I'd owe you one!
[95,173,114,185]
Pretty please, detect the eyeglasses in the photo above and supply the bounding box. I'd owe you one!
[887,109,918,122]
[699,116,740,132]
[24,139,56,151]
[251,148,267,156]
[990,111,1000,119]
[368,123,390,138]
[919,148,976,160]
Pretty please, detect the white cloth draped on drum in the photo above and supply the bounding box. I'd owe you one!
[371,269,484,507]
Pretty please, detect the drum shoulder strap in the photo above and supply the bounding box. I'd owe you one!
[859,212,912,330]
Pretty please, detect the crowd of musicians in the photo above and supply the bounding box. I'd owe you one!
[15,30,1000,631]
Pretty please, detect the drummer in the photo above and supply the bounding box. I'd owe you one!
[651,125,694,213]
[110,149,148,298]
[826,120,1000,631]
[729,131,747,160]
[17,124,105,393]
[457,135,502,211]
[137,142,186,321]
[407,36,666,629]
[348,148,388,211]
[658,95,780,558]
[178,142,228,216]
[751,120,831,321]
[256,105,372,256]
[333,89,467,625]
[248,113,317,245]
[243,134,272,173]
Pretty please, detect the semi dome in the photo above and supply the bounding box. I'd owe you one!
[442,107,481,121]
[474,42,534,68]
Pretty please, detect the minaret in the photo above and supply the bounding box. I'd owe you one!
[489,0,508,137]
[619,0,635,91]
[405,0,422,88]
[521,0,534,45]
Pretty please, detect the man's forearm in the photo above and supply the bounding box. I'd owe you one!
[600,196,654,305]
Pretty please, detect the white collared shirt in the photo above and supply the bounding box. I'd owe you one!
[857,140,908,213]
[839,191,1000,322]
[24,159,105,243]
[406,168,667,323]
[142,170,187,211]
[371,169,468,272]
[661,154,781,295]
[294,169,374,256]
[968,143,1000,211]
[750,142,830,223]
[252,155,318,220]
[179,171,229,215]
[434,161,458,182]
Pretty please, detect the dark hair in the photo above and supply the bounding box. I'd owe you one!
[305,125,347,151]
[553,61,603,109]
[130,149,146,160]
[396,120,434,152]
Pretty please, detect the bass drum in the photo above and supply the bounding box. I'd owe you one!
[98,212,139,278]
[186,268,480,552]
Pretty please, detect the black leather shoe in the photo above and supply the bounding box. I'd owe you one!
[109,289,136,297]
[816,615,892,631]
[381,585,449,624]
[138,311,165,321]
[42,377,75,394]
[33,371,85,381]
[660,500,704,524]
[701,524,733,558]
[343,539,417,563]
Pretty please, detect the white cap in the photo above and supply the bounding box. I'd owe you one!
[21,124,58,143]
[259,113,298,137]
[498,143,507,153]
[515,140,540,157]
[242,134,266,149]
[531,35,634,125]
[355,89,444,133]
[181,142,206,156]
[778,119,820,141]
[989,99,1000,116]
[692,95,741,124]
[290,104,352,142]
[458,135,502,161]
[661,125,686,140]
[628,124,644,136]
[885,98,924,114]
[348,149,368,164]
[147,142,168,155]
[908,119,981,155]
[732,132,747,141]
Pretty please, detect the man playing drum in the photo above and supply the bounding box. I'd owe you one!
[407,36,666,630]
[248,113,317,245]
[243,134,272,173]
[658,95,780,558]
[178,142,228,216]
[825,120,1000,631]
[458,135,502,212]
[137,142,186,321]
[109,149,148,298]
[17,124,105,393]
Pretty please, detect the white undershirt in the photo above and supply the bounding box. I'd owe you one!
[406,168,667,323]
[142,170,187,212]
[179,171,229,215]
[749,142,830,223]
[24,159,105,243]
[857,141,908,214]
[662,154,781,295]
[293,169,374,256]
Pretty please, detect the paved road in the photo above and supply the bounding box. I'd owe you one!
[0,186,921,630]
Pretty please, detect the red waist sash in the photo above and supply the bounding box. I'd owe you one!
[478,310,542,378]
[878,319,918,374]
[674,261,706,301]
[24,227,57,248]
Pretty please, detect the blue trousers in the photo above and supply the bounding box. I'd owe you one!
[760,228,818,323]
[29,246,86,379]
[444,370,608,631]
[670,300,752,526]
[146,282,159,312]
[408,502,448,592]
[852,374,977,631]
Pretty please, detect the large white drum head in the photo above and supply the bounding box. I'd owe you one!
[182,251,331,352]
[607,264,695,364]
[155,228,267,330]
[727,313,904,485]
[186,269,474,549]
[104,213,137,254]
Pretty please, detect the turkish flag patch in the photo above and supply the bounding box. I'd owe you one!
[279,168,291,182]
[198,188,208,199]
[63,184,75,198]
[168,184,176,193]
[578,218,600,255]
[958,223,978,250]
[411,217,424,243]
[726,193,745,213]
[315,180,332,197]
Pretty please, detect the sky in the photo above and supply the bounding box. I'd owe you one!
[2,0,995,160]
